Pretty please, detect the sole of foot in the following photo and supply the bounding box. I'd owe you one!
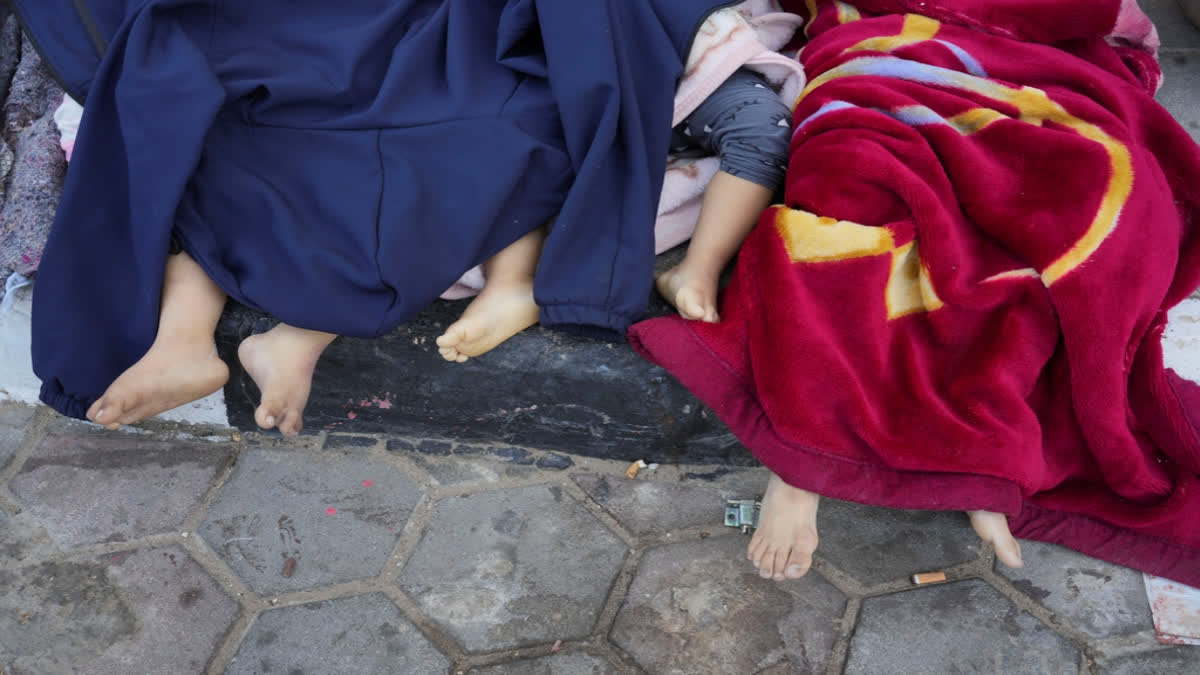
[435,280,539,362]
[238,329,330,437]
[656,263,720,323]
[87,338,229,430]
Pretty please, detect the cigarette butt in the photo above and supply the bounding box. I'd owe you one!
[911,571,947,585]
[282,557,297,578]
[624,459,646,479]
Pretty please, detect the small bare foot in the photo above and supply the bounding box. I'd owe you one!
[656,263,720,322]
[237,325,335,436]
[747,473,820,580]
[435,280,538,362]
[969,510,1023,568]
[87,338,229,430]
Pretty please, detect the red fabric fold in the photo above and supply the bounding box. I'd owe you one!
[630,0,1200,585]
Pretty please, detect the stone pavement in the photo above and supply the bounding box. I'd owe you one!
[3,3,1200,674]
[2,403,1199,675]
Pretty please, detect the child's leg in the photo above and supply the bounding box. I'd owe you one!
[748,471,820,580]
[88,250,229,429]
[237,325,337,436]
[436,224,546,362]
[658,68,791,322]
[657,172,771,322]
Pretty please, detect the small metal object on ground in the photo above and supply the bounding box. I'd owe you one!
[724,499,761,533]
[911,571,947,585]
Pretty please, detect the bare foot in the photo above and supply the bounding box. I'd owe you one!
[747,473,820,580]
[87,338,229,430]
[968,510,1023,568]
[656,263,720,323]
[237,325,335,436]
[435,280,539,362]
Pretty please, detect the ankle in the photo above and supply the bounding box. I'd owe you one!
[482,273,535,290]
[152,331,216,351]
[672,256,722,282]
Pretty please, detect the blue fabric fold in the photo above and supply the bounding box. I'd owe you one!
[18,0,726,418]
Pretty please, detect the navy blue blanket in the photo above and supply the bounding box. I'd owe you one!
[15,0,728,419]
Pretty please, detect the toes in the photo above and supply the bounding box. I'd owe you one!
[758,551,774,578]
[87,399,105,423]
[995,538,1024,568]
[674,288,708,321]
[679,298,706,321]
[93,394,132,427]
[747,533,764,562]
[436,325,467,349]
[278,409,303,437]
[771,548,791,580]
[783,545,813,579]
[254,405,278,430]
[969,510,1023,568]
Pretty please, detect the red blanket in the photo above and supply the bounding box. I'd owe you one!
[630,0,1200,586]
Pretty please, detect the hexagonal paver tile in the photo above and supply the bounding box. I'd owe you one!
[397,485,627,652]
[816,499,982,586]
[199,448,423,595]
[8,434,234,547]
[1099,646,1200,674]
[229,593,448,674]
[0,546,238,674]
[0,404,34,471]
[572,472,766,536]
[471,651,617,674]
[845,580,1078,674]
[998,540,1152,639]
[612,536,846,674]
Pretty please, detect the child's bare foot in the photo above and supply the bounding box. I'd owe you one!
[747,473,820,580]
[656,263,720,323]
[237,325,336,436]
[968,510,1024,568]
[435,280,539,362]
[87,338,229,430]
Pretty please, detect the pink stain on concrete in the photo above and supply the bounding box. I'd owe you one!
[325,507,337,516]
[362,480,374,487]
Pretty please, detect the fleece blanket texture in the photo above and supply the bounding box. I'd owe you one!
[629,0,1200,586]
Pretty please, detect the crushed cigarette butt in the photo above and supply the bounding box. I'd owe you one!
[624,459,647,479]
